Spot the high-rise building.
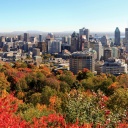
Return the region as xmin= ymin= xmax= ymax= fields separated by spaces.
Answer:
xmin=100 ymin=35 xmax=109 ymax=47
xmin=24 ymin=33 xmax=29 ymax=42
xmin=48 ymin=40 xmax=62 ymax=53
xmin=94 ymin=41 xmax=103 ymax=60
xmin=33 ymin=48 xmax=40 ymax=57
xmin=104 ymin=46 xmax=112 ymax=61
xmin=67 ymin=36 xmax=71 ymax=45
xmin=125 ymin=28 xmax=128 ymax=51
xmin=114 ymin=27 xmax=120 ymax=46
xmin=0 ymin=36 xmax=5 ymax=42
xmin=70 ymin=51 xmax=95 ymax=74
xmin=79 ymin=35 xmax=87 ymax=51
xmin=79 ymin=27 xmax=89 ymax=41
xmin=125 ymin=28 xmax=128 ymax=42
xmin=46 ymin=33 xmax=54 ymax=39
xmin=37 ymin=41 xmax=47 ymax=53
xmin=102 ymin=58 xmax=127 ymax=75
xmin=17 ymin=35 xmax=22 ymax=41
xmin=30 ymin=36 xmax=37 ymax=43
xmin=39 ymin=35 xmax=43 ymax=42
xmin=111 ymin=47 xmax=119 ymax=58
xmin=62 ymin=36 xmax=68 ymax=43
xmin=71 ymin=31 xmax=79 ymax=53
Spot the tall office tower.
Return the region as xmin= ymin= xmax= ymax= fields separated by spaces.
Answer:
xmin=71 ymin=31 xmax=79 ymax=53
xmin=62 ymin=36 xmax=68 ymax=43
xmin=39 ymin=34 xmax=43 ymax=42
xmin=24 ymin=33 xmax=29 ymax=42
xmin=104 ymin=46 xmax=112 ymax=61
xmin=0 ymin=36 xmax=5 ymax=42
xmin=111 ymin=47 xmax=119 ymax=58
xmin=37 ymin=41 xmax=47 ymax=53
xmin=17 ymin=35 xmax=22 ymax=41
xmin=79 ymin=35 xmax=88 ymax=51
xmin=100 ymin=35 xmax=109 ymax=47
xmin=125 ymin=28 xmax=128 ymax=51
xmin=79 ymin=27 xmax=89 ymax=41
xmin=125 ymin=28 xmax=128 ymax=42
xmin=67 ymin=36 xmax=71 ymax=45
xmin=30 ymin=36 xmax=37 ymax=43
xmin=70 ymin=51 xmax=95 ymax=74
xmin=94 ymin=41 xmax=103 ymax=60
xmin=23 ymin=42 xmax=34 ymax=52
xmin=114 ymin=27 xmax=120 ymax=46
xmin=46 ymin=33 xmax=54 ymax=39
xmin=48 ymin=40 xmax=62 ymax=53
xmin=33 ymin=48 xmax=40 ymax=57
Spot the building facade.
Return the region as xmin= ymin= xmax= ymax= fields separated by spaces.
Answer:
xmin=71 ymin=32 xmax=79 ymax=53
xmin=104 ymin=47 xmax=112 ymax=61
xmin=94 ymin=41 xmax=103 ymax=60
xmin=70 ymin=51 xmax=95 ymax=74
xmin=114 ymin=27 xmax=120 ymax=46
xmin=24 ymin=33 xmax=29 ymax=42
xmin=48 ymin=40 xmax=62 ymax=53
xmin=102 ymin=58 xmax=127 ymax=75
xmin=79 ymin=27 xmax=89 ymax=41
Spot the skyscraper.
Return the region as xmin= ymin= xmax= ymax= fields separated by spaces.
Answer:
xmin=79 ymin=27 xmax=89 ymax=41
xmin=48 ymin=40 xmax=62 ymax=53
xmin=39 ymin=34 xmax=43 ymax=42
xmin=125 ymin=28 xmax=128 ymax=51
xmin=67 ymin=36 xmax=71 ymax=45
xmin=104 ymin=46 xmax=112 ymax=61
xmin=100 ymin=35 xmax=108 ymax=47
xmin=114 ymin=27 xmax=120 ymax=46
xmin=24 ymin=33 xmax=29 ymax=42
xmin=70 ymin=51 xmax=95 ymax=74
xmin=94 ymin=41 xmax=103 ymax=60
xmin=17 ymin=35 xmax=22 ymax=41
xmin=71 ymin=31 xmax=79 ymax=53
xmin=125 ymin=28 xmax=128 ymax=42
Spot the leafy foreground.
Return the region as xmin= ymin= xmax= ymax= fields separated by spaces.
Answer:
xmin=0 ymin=62 xmax=128 ymax=127
xmin=0 ymin=94 xmax=128 ymax=128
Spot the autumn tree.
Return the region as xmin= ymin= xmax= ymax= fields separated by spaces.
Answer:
xmin=58 ymin=70 xmax=76 ymax=87
xmin=41 ymin=86 xmax=57 ymax=105
xmin=0 ymin=94 xmax=29 ymax=127
xmin=0 ymin=72 xmax=10 ymax=94
xmin=77 ymin=68 xmax=94 ymax=81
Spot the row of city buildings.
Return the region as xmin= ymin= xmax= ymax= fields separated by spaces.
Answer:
xmin=0 ymin=27 xmax=128 ymax=75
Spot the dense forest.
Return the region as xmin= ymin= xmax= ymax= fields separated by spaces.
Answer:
xmin=0 ymin=61 xmax=128 ymax=127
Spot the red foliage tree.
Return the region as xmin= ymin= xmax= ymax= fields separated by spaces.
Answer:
xmin=0 ymin=94 xmax=29 ymax=128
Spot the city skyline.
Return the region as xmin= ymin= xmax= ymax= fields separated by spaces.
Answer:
xmin=1 ymin=0 xmax=128 ymax=32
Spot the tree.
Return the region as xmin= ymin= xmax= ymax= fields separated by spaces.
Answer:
xmin=107 ymin=88 xmax=128 ymax=112
xmin=41 ymin=86 xmax=57 ymax=105
xmin=30 ymin=93 xmax=42 ymax=106
xmin=60 ymin=81 xmax=70 ymax=93
xmin=0 ymin=94 xmax=29 ymax=127
xmin=0 ymin=72 xmax=10 ymax=94
xmin=58 ymin=71 xmax=76 ymax=87
xmin=116 ymin=74 xmax=128 ymax=88
xmin=77 ymin=68 xmax=94 ymax=81
xmin=44 ymin=77 xmax=60 ymax=91
xmin=63 ymin=91 xmax=106 ymax=125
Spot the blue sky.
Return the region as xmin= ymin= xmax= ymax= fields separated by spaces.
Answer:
xmin=0 ymin=0 xmax=128 ymax=32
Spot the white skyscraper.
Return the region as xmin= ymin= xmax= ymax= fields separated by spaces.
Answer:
xmin=94 ymin=41 xmax=103 ymax=60
xmin=67 ymin=36 xmax=71 ymax=45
